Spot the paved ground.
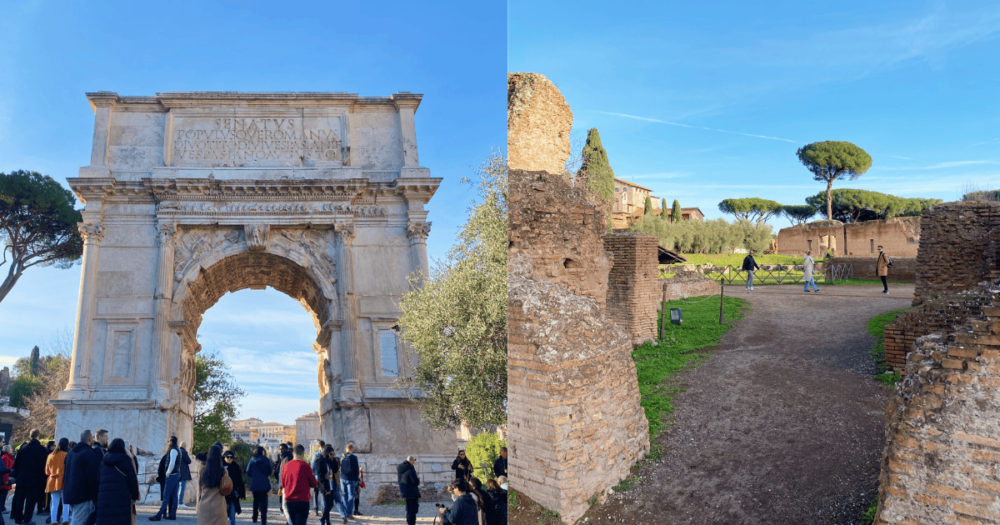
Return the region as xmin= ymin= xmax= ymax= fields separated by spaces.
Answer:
xmin=135 ymin=495 xmax=451 ymax=525
xmin=583 ymin=284 xmax=914 ymax=525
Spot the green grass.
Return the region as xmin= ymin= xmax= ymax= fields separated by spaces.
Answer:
xmin=861 ymin=499 xmax=879 ymax=523
xmin=867 ymin=307 xmax=911 ymax=383
xmin=635 ymin=295 xmax=750 ymax=439
xmin=677 ymin=253 xmax=805 ymax=267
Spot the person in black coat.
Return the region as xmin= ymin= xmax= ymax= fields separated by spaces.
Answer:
xmin=246 ymin=447 xmax=272 ymax=525
xmin=0 ymin=455 xmax=10 ymax=525
xmin=492 ymin=448 xmax=507 ymax=479
xmin=63 ymin=431 xmax=101 ymax=525
xmin=314 ymin=446 xmax=340 ymax=525
xmin=396 ymin=457 xmax=420 ymax=525
xmin=223 ymin=450 xmax=246 ymax=525
xmin=450 ymin=450 xmax=472 ymax=482
xmin=96 ymin=439 xmax=139 ymax=525
xmin=470 ymin=478 xmax=497 ymax=525
xmin=438 ymin=480 xmax=479 ymax=525
xmin=177 ymin=442 xmax=192 ymax=508
xmin=11 ymin=429 xmax=48 ymax=525
xmin=742 ymin=250 xmax=761 ymax=290
xmin=486 ymin=479 xmax=506 ymax=525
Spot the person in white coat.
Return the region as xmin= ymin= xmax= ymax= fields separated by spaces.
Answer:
xmin=803 ymin=251 xmax=819 ymax=293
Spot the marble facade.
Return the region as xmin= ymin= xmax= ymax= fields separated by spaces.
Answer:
xmin=53 ymin=91 xmax=457 ymax=493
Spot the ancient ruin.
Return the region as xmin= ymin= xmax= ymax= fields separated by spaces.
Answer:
xmin=605 ymin=233 xmax=660 ymax=344
xmin=508 ymin=74 xmax=650 ymax=524
xmin=507 ymin=73 xmax=573 ymax=175
xmin=54 ymin=91 xmax=457 ymax=500
xmin=775 ymin=216 xmax=920 ymax=258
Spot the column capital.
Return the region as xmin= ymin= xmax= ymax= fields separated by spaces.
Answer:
xmin=78 ymin=222 xmax=105 ymax=244
xmin=406 ymin=221 xmax=431 ymax=243
xmin=334 ymin=221 xmax=356 ymax=245
xmin=156 ymin=222 xmax=179 ymax=248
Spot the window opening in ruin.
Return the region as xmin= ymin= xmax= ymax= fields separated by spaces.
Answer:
xmin=379 ymin=330 xmax=399 ymax=377
xmin=564 ymin=258 xmax=581 ymax=269
xmin=871 ymin=239 xmax=875 ymax=253
xmin=198 ymin=288 xmax=323 ymax=433
xmin=808 ymin=239 xmax=813 ymax=251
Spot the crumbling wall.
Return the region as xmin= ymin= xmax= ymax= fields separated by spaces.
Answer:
xmin=604 ymin=233 xmax=659 ymax=344
xmin=659 ymin=270 xmax=721 ymax=303
xmin=874 ymin=310 xmax=1000 ymax=524
xmin=776 ymin=217 xmax=921 ymax=257
xmin=508 ymin=73 xmax=573 ymax=174
xmin=826 ymin=256 xmax=917 ymax=282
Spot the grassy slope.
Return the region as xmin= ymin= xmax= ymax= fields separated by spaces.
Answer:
xmin=677 ymin=253 xmax=805 ymax=267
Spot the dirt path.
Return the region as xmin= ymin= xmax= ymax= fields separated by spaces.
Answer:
xmin=585 ymin=284 xmax=914 ymax=525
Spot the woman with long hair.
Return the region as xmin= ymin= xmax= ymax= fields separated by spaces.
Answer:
xmin=451 ymin=450 xmax=473 ymax=481
xmin=45 ymin=438 xmax=70 ymax=525
xmin=96 ymin=438 xmax=140 ymax=525
xmin=197 ymin=443 xmax=230 ymax=525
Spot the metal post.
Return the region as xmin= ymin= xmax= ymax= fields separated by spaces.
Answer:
xmin=660 ymin=301 xmax=668 ymax=340
xmin=719 ymin=284 xmax=725 ymax=325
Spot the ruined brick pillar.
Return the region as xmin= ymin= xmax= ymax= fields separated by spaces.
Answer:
xmin=604 ymin=233 xmax=659 ymax=345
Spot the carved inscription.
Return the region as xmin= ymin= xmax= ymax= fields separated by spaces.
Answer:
xmin=173 ymin=118 xmax=342 ymax=162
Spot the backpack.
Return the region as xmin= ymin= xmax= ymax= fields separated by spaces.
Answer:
xmin=887 ymin=256 xmax=893 ymax=269
xmin=341 ymin=454 xmax=357 ymax=479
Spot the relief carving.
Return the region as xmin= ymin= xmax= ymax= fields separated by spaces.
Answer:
xmin=78 ymin=222 xmax=105 ymax=244
xmin=318 ymin=357 xmax=332 ymax=395
xmin=406 ymin=221 xmax=432 ymax=242
xmin=244 ymin=224 xmax=270 ymax=252
xmin=173 ymin=228 xmax=243 ymax=282
xmin=156 ymin=223 xmax=179 ymax=248
xmin=334 ymin=221 xmax=356 ymax=245
xmin=276 ymin=229 xmax=337 ymax=283
xmin=179 ymin=354 xmax=196 ymax=396
xmin=353 ymin=206 xmax=386 ymax=217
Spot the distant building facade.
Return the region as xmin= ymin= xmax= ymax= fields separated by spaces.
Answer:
xmin=296 ymin=412 xmax=322 ymax=446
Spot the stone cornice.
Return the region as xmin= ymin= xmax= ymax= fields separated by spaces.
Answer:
xmin=86 ymin=91 xmax=423 ymax=111
xmin=393 ymin=177 xmax=442 ymax=204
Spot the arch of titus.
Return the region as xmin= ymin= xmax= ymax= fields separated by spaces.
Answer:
xmin=54 ymin=91 xmax=456 ymax=488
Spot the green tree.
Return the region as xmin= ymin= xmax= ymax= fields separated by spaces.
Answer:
xmin=398 ymin=153 xmax=507 ymax=431
xmin=192 ymin=352 xmax=246 ymax=453
xmin=660 ymin=198 xmax=669 ymax=221
xmin=29 ymin=346 xmax=40 ymax=376
xmin=643 ymin=196 xmax=653 ymax=216
xmin=804 ymin=189 xmax=940 ymax=223
xmin=781 ymin=205 xmax=818 ymax=225
xmin=465 ymin=432 xmax=507 ymax=481
xmin=717 ymin=198 xmax=783 ymax=223
xmin=671 ymin=200 xmax=682 ymax=223
xmin=1 ymin=170 xmax=84 ymax=304
xmin=576 ymin=129 xmax=615 ymax=220
xmin=796 ymin=141 xmax=873 ymax=220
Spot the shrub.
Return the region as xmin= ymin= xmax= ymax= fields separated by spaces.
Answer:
xmin=465 ymin=432 xmax=507 ymax=482
xmin=629 ymin=216 xmax=772 ymax=254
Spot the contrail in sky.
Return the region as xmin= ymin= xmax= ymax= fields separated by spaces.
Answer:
xmin=598 ymin=111 xmax=799 ymax=144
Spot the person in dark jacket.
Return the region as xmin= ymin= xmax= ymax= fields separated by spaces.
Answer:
xmin=470 ymin=478 xmax=497 ymax=525
xmin=438 ymin=480 xmax=478 ymax=525
xmin=63 ymin=430 xmax=101 ymax=525
xmin=397 ymin=457 xmax=420 ymax=525
xmin=246 ymin=447 xmax=272 ymax=525
xmin=177 ymin=442 xmax=192 ymax=509
xmin=0 ymin=445 xmax=13 ymax=514
xmin=338 ymin=444 xmax=360 ymax=521
xmin=273 ymin=444 xmax=292 ymax=517
xmin=149 ymin=436 xmax=181 ymax=521
xmin=450 ymin=450 xmax=472 ymax=482
xmin=309 ymin=441 xmax=326 ymax=518
xmin=0 ymin=453 xmax=11 ymax=525
xmin=95 ymin=439 xmax=139 ymax=525
xmin=742 ymin=250 xmax=760 ymax=290
xmin=92 ymin=431 xmax=108 ymax=458
xmin=486 ymin=479 xmax=506 ymax=525
xmin=314 ymin=446 xmax=340 ymax=525
xmin=12 ymin=429 xmax=48 ymax=525
xmin=222 ymin=451 xmax=246 ymax=525
xmin=492 ymin=448 xmax=507 ymax=479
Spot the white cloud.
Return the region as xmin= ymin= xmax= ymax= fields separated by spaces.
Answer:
xmin=877 ymin=160 xmax=995 ymax=171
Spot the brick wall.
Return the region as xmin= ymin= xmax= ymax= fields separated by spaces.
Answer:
xmin=912 ymin=201 xmax=1000 ymax=305
xmin=659 ymin=271 xmax=721 ymax=302
xmin=604 ymin=233 xmax=660 ymax=344
xmin=874 ymin=312 xmax=1000 ymax=524
xmin=826 ymin=256 xmax=917 ymax=282
xmin=508 ymin=73 xmax=572 ymax=174
xmin=776 ymin=217 xmax=921 ymax=257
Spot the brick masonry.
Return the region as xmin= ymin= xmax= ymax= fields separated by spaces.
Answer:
xmin=659 ymin=270 xmax=721 ymax=303
xmin=827 ymin=256 xmax=917 ymax=282
xmin=776 ymin=217 xmax=921 ymax=257
xmin=604 ymin=233 xmax=660 ymax=344
xmin=508 ymin=166 xmax=650 ymax=524
xmin=874 ymin=317 xmax=1000 ymax=524
xmin=508 ymin=72 xmax=573 ymax=175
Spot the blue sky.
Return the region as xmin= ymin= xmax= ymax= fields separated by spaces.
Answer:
xmin=509 ymin=1 xmax=1000 ymax=224
xmin=0 ymin=0 xmax=505 ymax=423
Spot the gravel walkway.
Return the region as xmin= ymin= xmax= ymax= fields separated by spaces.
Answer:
xmin=136 ymin=495 xmax=451 ymax=525
xmin=584 ymin=284 xmax=914 ymax=525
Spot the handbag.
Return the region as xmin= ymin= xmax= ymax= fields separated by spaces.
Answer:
xmin=887 ymin=256 xmax=893 ymax=269
xmin=220 ymin=471 xmax=233 ymax=496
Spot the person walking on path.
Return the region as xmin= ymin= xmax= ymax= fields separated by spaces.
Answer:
xmin=45 ymin=439 xmax=70 ymax=525
xmin=148 ymin=436 xmax=181 ymax=521
xmin=177 ymin=442 xmax=192 ymax=509
xmin=492 ymin=448 xmax=507 ymax=479
xmin=310 ymin=441 xmax=326 ymax=518
xmin=12 ymin=429 xmax=48 ymax=525
xmin=450 ymin=450 xmax=472 ymax=482
xmin=742 ymin=250 xmax=761 ymax=290
xmin=314 ymin=446 xmax=340 ymax=525
xmin=877 ymin=246 xmax=891 ymax=294
xmin=96 ymin=439 xmax=139 ymax=525
xmin=279 ymin=446 xmax=317 ymax=525
xmin=352 ymin=467 xmax=363 ymax=517
xmin=196 ymin=445 xmax=230 ymax=525
xmin=338 ymin=445 xmax=359 ymax=522
xmin=0 ymin=445 xmax=13 ymax=514
xmin=64 ymin=431 xmax=101 ymax=525
xmin=803 ymin=251 xmax=819 ymax=293
xmin=397 ymin=456 xmax=420 ymax=525
xmin=246 ymin=447 xmax=272 ymax=525
xmin=222 ymin=451 xmax=246 ymax=525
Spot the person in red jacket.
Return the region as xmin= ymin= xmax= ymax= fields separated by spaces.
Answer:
xmin=280 ymin=445 xmax=317 ymax=525
xmin=0 ymin=445 xmax=13 ymax=513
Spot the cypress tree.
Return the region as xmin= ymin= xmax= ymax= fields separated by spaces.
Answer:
xmin=672 ymin=200 xmax=682 ymax=223
xmin=576 ymin=128 xmax=616 ymax=209
xmin=644 ymin=195 xmax=653 ymax=216
xmin=661 ymin=198 xmax=668 ymax=220
xmin=29 ymin=346 xmax=40 ymax=376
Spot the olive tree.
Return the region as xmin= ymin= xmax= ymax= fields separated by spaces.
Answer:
xmin=1 ymin=170 xmax=83 ymax=303
xmin=796 ymin=141 xmax=872 ymax=220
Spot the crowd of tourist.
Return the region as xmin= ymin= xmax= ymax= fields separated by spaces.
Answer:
xmin=0 ymin=430 xmax=509 ymax=525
